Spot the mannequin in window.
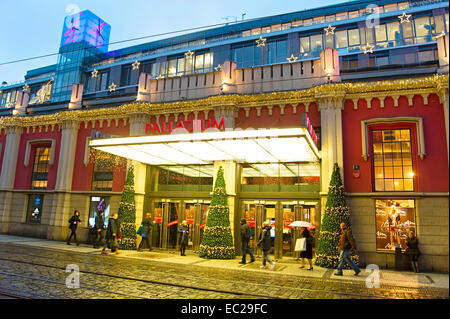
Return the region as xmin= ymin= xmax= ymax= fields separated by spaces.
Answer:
xmin=388 ymin=203 xmax=401 ymax=249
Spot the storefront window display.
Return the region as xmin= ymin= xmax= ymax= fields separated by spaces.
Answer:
xmin=375 ymin=199 xmax=416 ymax=251
xmin=26 ymin=194 xmax=44 ymax=224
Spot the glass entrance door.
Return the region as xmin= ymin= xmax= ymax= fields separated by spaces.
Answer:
xmin=151 ymin=200 xmax=180 ymax=249
xmin=183 ymin=200 xmax=210 ymax=252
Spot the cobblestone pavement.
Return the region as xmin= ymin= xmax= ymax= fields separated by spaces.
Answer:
xmin=0 ymin=242 xmax=448 ymax=299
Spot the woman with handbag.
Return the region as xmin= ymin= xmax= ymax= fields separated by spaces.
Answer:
xmin=137 ymin=213 xmax=153 ymax=252
xmin=299 ymin=227 xmax=314 ymax=270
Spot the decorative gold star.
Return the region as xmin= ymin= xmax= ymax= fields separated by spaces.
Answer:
xmin=214 ymin=64 xmax=223 ymax=72
xmin=91 ymin=69 xmax=99 ymax=78
xmin=398 ymin=12 xmax=411 ymax=24
xmin=185 ymin=50 xmax=194 ymax=58
xmin=256 ymin=36 xmax=267 ymax=47
xmin=109 ymin=83 xmax=117 ymax=92
xmin=132 ymin=60 xmax=140 ymax=70
xmin=324 ymin=25 xmax=336 ymax=35
xmin=23 ymin=84 xmax=30 ymax=93
xmin=287 ymin=54 xmax=299 ymax=63
xmin=362 ymin=43 xmax=375 ymax=54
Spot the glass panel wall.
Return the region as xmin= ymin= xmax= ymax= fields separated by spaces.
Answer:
xmin=151 ymin=165 xmax=214 ymax=192
xmin=241 ymin=163 xmax=320 ymax=193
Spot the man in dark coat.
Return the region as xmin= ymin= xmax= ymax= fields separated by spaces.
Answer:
xmin=102 ymin=212 xmax=121 ymax=255
xmin=335 ymin=222 xmax=360 ymax=276
xmin=257 ymin=222 xmax=276 ymax=270
xmin=178 ymin=220 xmax=189 ymax=256
xmin=67 ymin=210 xmax=81 ymax=246
xmin=138 ymin=213 xmax=153 ymax=252
xmin=239 ymin=218 xmax=255 ymax=264
xmin=93 ymin=210 xmax=105 ymax=248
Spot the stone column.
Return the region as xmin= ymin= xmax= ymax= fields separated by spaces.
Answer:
xmin=129 ymin=114 xmax=150 ymax=227
xmin=316 ymin=91 xmax=345 ymax=223
xmin=316 ymin=92 xmax=345 ymax=193
xmin=48 ymin=121 xmax=80 ymax=240
xmin=212 ymin=101 xmax=238 ymax=130
xmin=0 ymin=126 xmax=22 ymax=233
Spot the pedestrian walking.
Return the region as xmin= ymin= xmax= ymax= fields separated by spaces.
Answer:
xmin=102 ymin=212 xmax=121 ymax=255
xmin=67 ymin=210 xmax=81 ymax=246
xmin=405 ymin=231 xmax=420 ymax=273
xmin=299 ymin=227 xmax=314 ymax=270
xmin=257 ymin=222 xmax=275 ymax=270
xmin=137 ymin=213 xmax=153 ymax=252
xmin=239 ymin=218 xmax=255 ymax=264
xmin=93 ymin=210 xmax=105 ymax=248
xmin=178 ymin=220 xmax=189 ymax=256
xmin=335 ymin=222 xmax=360 ymax=276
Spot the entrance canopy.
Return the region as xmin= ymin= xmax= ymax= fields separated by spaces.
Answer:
xmin=89 ymin=127 xmax=320 ymax=165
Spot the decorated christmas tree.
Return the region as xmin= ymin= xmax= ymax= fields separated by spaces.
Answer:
xmin=199 ymin=166 xmax=235 ymax=259
xmin=314 ymin=163 xmax=359 ymax=268
xmin=118 ymin=164 xmax=137 ymax=250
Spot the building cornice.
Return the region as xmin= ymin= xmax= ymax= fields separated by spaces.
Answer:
xmin=0 ymin=74 xmax=447 ymax=129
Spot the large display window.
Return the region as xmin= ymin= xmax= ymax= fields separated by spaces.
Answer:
xmin=375 ymin=199 xmax=416 ymax=251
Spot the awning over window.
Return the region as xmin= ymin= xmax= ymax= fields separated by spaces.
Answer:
xmin=89 ymin=127 xmax=320 ymax=165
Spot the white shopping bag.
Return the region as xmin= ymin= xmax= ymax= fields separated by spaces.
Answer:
xmin=295 ymin=238 xmax=307 ymax=251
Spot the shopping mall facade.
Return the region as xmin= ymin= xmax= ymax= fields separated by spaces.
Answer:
xmin=0 ymin=0 xmax=448 ymax=271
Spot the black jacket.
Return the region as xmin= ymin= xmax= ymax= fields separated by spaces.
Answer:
xmin=240 ymin=223 xmax=251 ymax=242
xmin=178 ymin=225 xmax=190 ymax=243
xmin=339 ymin=229 xmax=357 ymax=251
xmin=94 ymin=214 xmax=105 ymax=230
xmin=257 ymin=225 xmax=272 ymax=251
xmin=106 ymin=218 xmax=120 ymax=239
xmin=68 ymin=215 xmax=81 ymax=230
xmin=140 ymin=218 xmax=153 ymax=236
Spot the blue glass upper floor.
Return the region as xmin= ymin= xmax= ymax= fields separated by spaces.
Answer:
xmin=0 ymin=0 xmax=448 ymax=108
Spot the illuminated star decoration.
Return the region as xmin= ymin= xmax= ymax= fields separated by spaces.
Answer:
xmin=132 ymin=60 xmax=141 ymax=70
xmin=91 ymin=69 xmax=99 ymax=78
xmin=324 ymin=25 xmax=336 ymax=35
xmin=185 ymin=50 xmax=194 ymax=58
xmin=398 ymin=12 xmax=411 ymax=24
xmin=64 ymin=12 xmax=82 ymax=45
xmin=23 ymin=84 xmax=30 ymax=93
xmin=362 ymin=43 xmax=375 ymax=54
xmin=256 ymin=36 xmax=267 ymax=47
xmin=109 ymin=83 xmax=117 ymax=92
xmin=214 ymin=64 xmax=223 ymax=72
xmin=287 ymin=54 xmax=299 ymax=63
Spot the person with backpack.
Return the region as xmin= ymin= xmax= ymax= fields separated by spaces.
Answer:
xmin=93 ymin=210 xmax=105 ymax=249
xmin=102 ymin=212 xmax=121 ymax=255
xmin=239 ymin=218 xmax=255 ymax=264
xmin=137 ymin=213 xmax=153 ymax=252
xmin=67 ymin=210 xmax=81 ymax=246
xmin=257 ymin=222 xmax=276 ymax=270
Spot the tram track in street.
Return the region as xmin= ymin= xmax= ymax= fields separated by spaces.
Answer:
xmin=0 ymin=243 xmax=447 ymax=299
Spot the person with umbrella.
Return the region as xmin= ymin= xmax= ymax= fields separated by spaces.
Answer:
xmin=299 ymin=226 xmax=314 ymax=270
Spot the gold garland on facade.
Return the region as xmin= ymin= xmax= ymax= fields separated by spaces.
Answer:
xmin=0 ymin=74 xmax=447 ymax=130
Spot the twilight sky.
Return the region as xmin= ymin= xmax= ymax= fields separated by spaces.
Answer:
xmin=0 ymin=0 xmax=343 ymax=84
